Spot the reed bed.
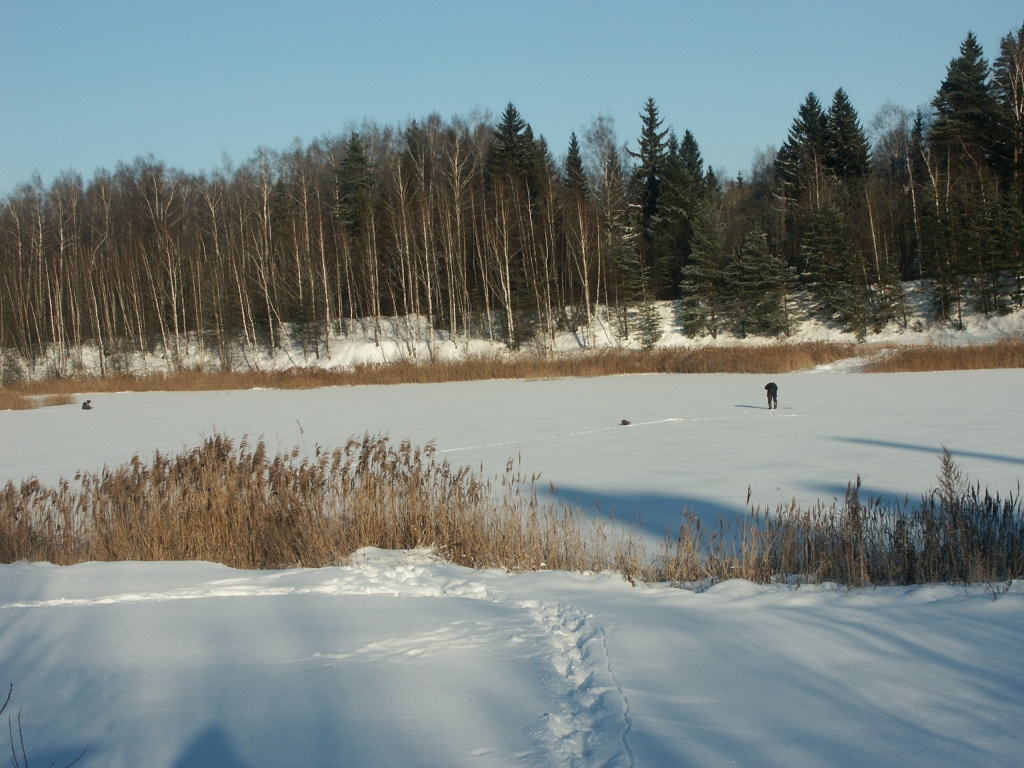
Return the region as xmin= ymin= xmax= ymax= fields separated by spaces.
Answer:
xmin=666 ymin=461 xmax=1024 ymax=588
xmin=3 ymin=342 xmax=861 ymax=400
xmin=2 ymin=436 xmax=1020 ymax=587
xmin=4 ymin=337 xmax=1023 ymax=404
xmin=0 ymin=391 xmax=74 ymax=411
xmin=0 ymin=434 xmax=643 ymax=573
xmin=862 ymin=337 xmax=1024 ymax=372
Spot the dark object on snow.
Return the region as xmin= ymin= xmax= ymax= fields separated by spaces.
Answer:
xmin=764 ymin=382 xmax=778 ymax=410
xmin=620 ymin=419 xmax=631 ymax=426
xmin=82 ymin=399 xmax=92 ymax=410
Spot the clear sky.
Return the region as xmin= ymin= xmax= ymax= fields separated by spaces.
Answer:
xmin=2 ymin=1 xmax=1022 ymax=197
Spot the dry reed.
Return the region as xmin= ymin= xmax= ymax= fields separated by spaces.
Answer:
xmin=862 ymin=338 xmax=1024 ymax=373
xmin=0 ymin=392 xmax=74 ymax=411
xmin=3 ymin=338 xmax=1022 ymax=401
xmin=646 ymin=451 xmax=1024 ymax=588
xmin=2 ymin=435 xmax=1020 ymax=588
xmin=0 ymin=433 xmax=644 ymax=574
xmin=3 ymin=342 xmax=861 ymax=398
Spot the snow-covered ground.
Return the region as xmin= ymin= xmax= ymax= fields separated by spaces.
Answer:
xmin=2 ymin=362 xmax=1023 ymax=767
xmin=1 ymin=297 xmax=1023 ymax=767
xmin=3 ymin=552 xmax=1021 ymax=768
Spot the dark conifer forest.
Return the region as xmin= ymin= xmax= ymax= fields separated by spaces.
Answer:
xmin=2 ymin=25 xmax=1022 ymax=376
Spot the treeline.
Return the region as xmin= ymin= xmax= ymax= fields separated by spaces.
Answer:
xmin=1 ymin=25 xmax=1022 ymax=379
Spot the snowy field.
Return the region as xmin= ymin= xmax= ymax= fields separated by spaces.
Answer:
xmin=1 ymin=362 xmax=1023 ymax=766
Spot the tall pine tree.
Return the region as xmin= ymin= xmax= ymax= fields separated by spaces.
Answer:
xmin=993 ymin=23 xmax=1024 ymax=191
xmin=931 ymin=33 xmax=1004 ymax=173
xmin=802 ymin=204 xmax=869 ymax=337
xmin=489 ymin=102 xmax=545 ymax=193
xmin=678 ymin=196 xmax=728 ymax=337
xmin=724 ymin=231 xmax=792 ymax=338
xmin=628 ymin=98 xmax=670 ymax=295
xmin=824 ymin=88 xmax=871 ymax=179
xmin=775 ymin=92 xmax=828 ymax=207
xmin=564 ymin=132 xmax=588 ymax=195
xmin=335 ymin=132 xmax=374 ymax=241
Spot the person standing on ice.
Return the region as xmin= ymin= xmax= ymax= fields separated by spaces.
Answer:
xmin=764 ymin=382 xmax=778 ymax=409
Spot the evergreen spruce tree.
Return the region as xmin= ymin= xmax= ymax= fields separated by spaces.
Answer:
xmin=610 ymin=236 xmax=662 ymax=348
xmin=523 ymin=125 xmax=552 ymax=190
xmin=564 ymin=132 xmax=588 ymax=195
xmin=724 ymin=231 xmax=792 ymax=338
xmin=334 ymin=132 xmax=374 ymax=240
xmin=931 ymin=33 xmax=1004 ymax=172
xmin=992 ymin=21 xmax=1024 ymax=308
xmin=628 ymin=98 xmax=670 ymax=294
xmin=774 ymin=93 xmax=829 ymax=271
xmin=959 ymin=182 xmax=1020 ymax=314
xmin=824 ymin=88 xmax=871 ymax=179
xmin=678 ymin=130 xmax=707 ymax=190
xmin=489 ymin=102 xmax=546 ymax=194
xmin=654 ymin=133 xmax=687 ymax=296
xmin=656 ymin=129 xmax=711 ymax=299
xmin=563 ymin=131 xmax=597 ymax=335
xmin=869 ymin=255 xmax=907 ymax=332
xmin=927 ymin=33 xmax=1018 ymax=321
xmin=802 ymin=205 xmax=869 ymax=337
xmin=634 ymin=298 xmax=663 ymax=349
xmin=775 ymin=93 xmax=828 ymax=204
xmin=611 ymin=238 xmax=650 ymax=341
xmin=630 ymin=98 xmax=669 ymax=235
xmin=491 ymin=103 xmax=530 ymax=175
xmin=992 ymin=23 xmax=1024 ymax=190
xmin=677 ymin=198 xmax=727 ymax=337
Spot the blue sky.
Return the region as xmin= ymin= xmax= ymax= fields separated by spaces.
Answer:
xmin=2 ymin=1 xmax=1021 ymax=197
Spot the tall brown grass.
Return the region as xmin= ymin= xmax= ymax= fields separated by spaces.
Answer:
xmin=3 ymin=342 xmax=861 ymax=398
xmin=862 ymin=338 xmax=1024 ymax=372
xmin=717 ymin=460 xmax=1023 ymax=588
xmin=0 ymin=434 xmax=642 ymax=574
xmin=0 ymin=392 xmax=74 ymax=411
xmin=3 ymin=338 xmax=1021 ymax=402
xmin=2 ymin=436 xmax=1020 ymax=587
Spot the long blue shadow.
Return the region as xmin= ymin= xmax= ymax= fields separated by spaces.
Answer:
xmin=801 ymin=481 xmax=918 ymax=510
xmin=543 ymin=484 xmax=749 ymax=540
xmin=547 ymin=480 xmax=932 ymax=543
xmin=831 ymin=436 xmax=1024 ymax=466
xmin=174 ymin=725 xmax=251 ymax=768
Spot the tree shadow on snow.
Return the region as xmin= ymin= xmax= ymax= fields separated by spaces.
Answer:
xmin=173 ymin=725 xmax=251 ymax=768
xmin=543 ymin=484 xmax=749 ymax=541
xmin=801 ymin=480 xmax=916 ymax=510
xmin=831 ymin=436 xmax=1024 ymax=467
